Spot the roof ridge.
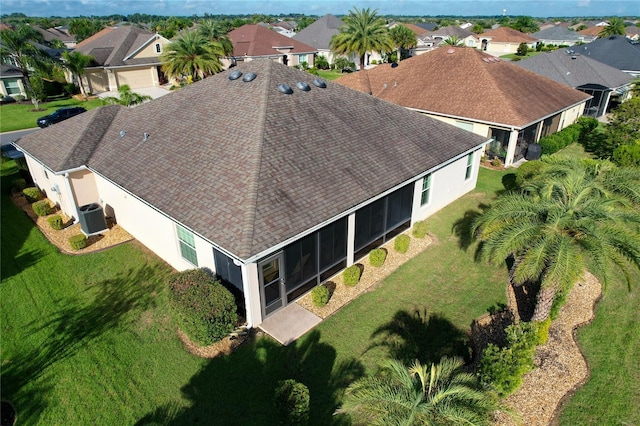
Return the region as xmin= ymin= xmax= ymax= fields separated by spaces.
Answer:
xmin=238 ymin=60 xmax=272 ymax=258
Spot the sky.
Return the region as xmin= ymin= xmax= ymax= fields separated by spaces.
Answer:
xmin=0 ymin=0 xmax=639 ymax=18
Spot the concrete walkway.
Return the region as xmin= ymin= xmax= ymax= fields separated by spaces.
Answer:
xmin=258 ymin=303 xmax=322 ymax=346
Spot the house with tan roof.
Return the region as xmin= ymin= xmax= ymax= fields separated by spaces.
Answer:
xmin=334 ymin=47 xmax=590 ymax=166
xmin=228 ymin=24 xmax=317 ymax=68
xmin=15 ymin=60 xmax=489 ymax=330
xmin=478 ymin=27 xmax=538 ymax=56
xmin=428 ymin=25 xmax=479 ymax=48
xmin=72 ymin=26 xmax=171 ymax=94
xmin=292 ymin=14 xmax=346 ymax=65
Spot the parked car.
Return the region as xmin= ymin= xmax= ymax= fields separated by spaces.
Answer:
xmin=1 ymin=142 xmax=24 ymax=159
xmin=37 ymin=107 xmax=87 ymax=128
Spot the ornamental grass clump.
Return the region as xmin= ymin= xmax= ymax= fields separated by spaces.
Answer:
xmin=311 ymin=285 xmax=330 ymax=307
xmin=394 ymin=234 xmax=410 ymax=254
xmin=342 ymin=265 xmax=361 ymax=287
xmin=168 ymin=268 xmax=238 ymax=346
xmin=47 ymin=214 xmax=64 ymax=230
xmin=369 ymin=248 xmax=386 ymax=267
xmin=68 ymin=234 xmax=87 ymax=250
xmin=32 ymin=199 xmax=51 ymax=216
xmin=23 ymin=187 xmax=42 ymax=203
xmin=412 ymin=220 xmax=428 ymax=239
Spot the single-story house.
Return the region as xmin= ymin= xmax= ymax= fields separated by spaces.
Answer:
xmin=571 ymin=35 xmax=640 ymax=77
xmin=334 ymin=47 xmax=591 ymax=166
xmin=515 ymin=48 xmax=634 ymax=117
xmin=478 ymin=27 xmax=538 ymax=55
xmin=14 ymin=59 xmax=489 ymax=328
xmin=31 ymin=24 xmax=76 ymax=48
xmin=428 ymin=25 xmax=479 ymax=48
xmin=228 ymin=24 xmax=317 ymax=68
xmin=530 ymin=25 xmax=596 ymax=46
xmin=72 ymin=26 xmax=171 ymax=93
xmin=0 ymin=64 xmax=27 ymax=98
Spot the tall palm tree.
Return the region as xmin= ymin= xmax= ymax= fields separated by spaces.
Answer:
xmin=599 ymin=17 xmax=626 ymax=37
xmin=103 ymin=84 xmax=151 ymax=106
xmin=196 ymin=19 xmax=234 ymax=57
xmin=0 ymin=25 xmax=52 ymax=109
xmin=160 ymin=30 xmax=225 ymax=83
xmin=61 ymin=51 xmax=94 ymax=98
xmin=389 ymin=24 xmax=417 ymax=62
xmin=330 ymin=7 xmax=393 ymax=71
xmin=337 ymin=357 xmax=502 ymax=425
xmin=473 ymin=157 xmax=640 ymax=321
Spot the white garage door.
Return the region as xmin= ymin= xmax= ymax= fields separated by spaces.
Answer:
xmin=116 ymin=68 xmax=154 ymax=89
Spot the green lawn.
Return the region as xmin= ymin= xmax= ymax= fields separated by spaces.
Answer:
xmin=1 ymin=162 xmax=637 ymax=425
xmin=555 ymin=142 xmax=593 ymax=159
xmin=500 ymin=51 xmax=544 ymax=61
xmin=0 ymin=98 xmax=106 ymax=133
xmin=315 ymin=69 xmax=349 ymax=81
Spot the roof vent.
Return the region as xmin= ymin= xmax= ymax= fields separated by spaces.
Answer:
xmin=571 ymin=55 xmax=577 ymax=60
xmin=312 ymin=78 xmax=327 ymax=88
xmin=391 ymin=62 xmax=398 ymax=68
xmin=119 ymin=130 xmax=126 ymax=138
xmin=295 ymin=81 xmax=311 ymax=91
xmin=143 ymin=133 xmax=149 ymax=141
xmin=277 ymin=84 xmax=293 ymax=94
xmin=228 ymin=70 xmax=243 ymax=80
xmin=242 ymin=72 xmax=257 ymax=82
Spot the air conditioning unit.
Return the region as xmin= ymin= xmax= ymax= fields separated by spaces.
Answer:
xmin=78 ymin=203 xmax=108 ymax=235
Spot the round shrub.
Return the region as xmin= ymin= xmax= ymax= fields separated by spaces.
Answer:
xmin=68 ymin=234 xmax=88 ymax=250
xmin=369 ymin=248 xmax=386 ymax=267
xmin=23 ymin=187 xmax=42 ymax=203
xmin=32 ymin=199 xmax=52 ymax=216
xmin=342 ymin=265 xmax=361 ymax=287
xmin=47 ymin=214 xmax=64 ymax=230
xmin=412 ymin=220 xmax=428 ymax=239
xmin=394 ymin=234 xmax=410 ymax=254
xmin=12 ymin=178 xmax=27 ymax=191
xmin=168 ymin=268 xmax=238 ymax=345
xmin=515 ymin=160 xmax=544 ymax=188
xmin=491 ymin=157 xmax=503 ymax=167
xmin=311 ymin=285 xmax=330 ymax=307
xmin=274 ymin=379 xmax=310 ymax=425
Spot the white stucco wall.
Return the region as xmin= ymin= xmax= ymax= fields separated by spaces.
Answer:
xmin=23 ymin=155 xmax=76 ymax=217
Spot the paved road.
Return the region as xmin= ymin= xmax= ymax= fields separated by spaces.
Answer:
xmin=0 ymin=128 xmax=39 ymax=146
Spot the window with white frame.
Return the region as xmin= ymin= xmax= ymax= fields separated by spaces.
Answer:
xmin=155 ymin=43 xmax=162 ymax=54
xmin=420 ymin=174 xmax=432 ymax=206
xmin=176 ymin=225 xmax=198 ymax=265
xmin=465 ymin=153 xmax=474 ymax=180
xmin=298 ymin=54 xmax=307 ymax=65
xmin=4 ymin=79 xmax=21 ymax=95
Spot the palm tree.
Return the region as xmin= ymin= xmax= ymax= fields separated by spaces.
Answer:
xmin=160 ymin=30 xmax=225 ymax=83
xmin=103 ymin=84 xmax=152 ymax=106
xmin=196 ymin=19 xmax=234 ymax=57
xmin=0 ymin=25 xmax=52 ymax=109
xmin=473 ymin=157 xmax=640 ymax=321
xmin=330 ymin=7 xmax=393 ymax=71
xmin=389 ymin=24 xmax=417 ymax=62
xmin=599 ymin=17 xmax=626 ymax=37
xmin=337 ymin=357 xmax=502 ymax=425
xmin=61 ymin=51 xmax=94 ymax=98
xmin=443 ymin=36 xmax=463 ymax=46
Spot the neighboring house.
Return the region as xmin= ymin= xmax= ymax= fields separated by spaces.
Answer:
xmin=428 ymin=25 xmax=478 ymax=48
xmin=415 ymin=22 xmax=438 ymax=32
xmin=334 ymin=47 xmax=590 ymax=167
xmin=515 ymin=48 xmax=634 ymax=117
xmin=72 ymin=26 xmax=171 ymax=94
xmin=410 ymin=34 xmax=441 ymax=56
xmin=478 ymin=27 xmax=538 ymax=55
xmin=228 ymin=24 xmax=317 ymax=68
xmin=573 ymin=35 xmax=640 ymax=77
xmin=578 ymin=26 xmax=604 ymax=38
xmin=624 ymin=26 xmax=640 ymax=41
xmin=15 ymin=60 xmax=490 ymax=329
xmin=0 ymin=64 xmax=26 ymax=97
xmin=31 ymin=24 xmax=76 ymax=48
xmin=531 ymin=25 xmax=596 ymax=46
xmin=389 ymin=22 xmax=428 ymax=37
xmin=292 ymin=14 xmax=344 ymax=65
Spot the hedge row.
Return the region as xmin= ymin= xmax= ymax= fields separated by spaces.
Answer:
xmin=539 ymin=116 xmax=598 ymax=155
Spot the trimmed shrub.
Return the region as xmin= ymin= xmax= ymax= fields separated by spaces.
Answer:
xmin=613 ymin=143 xmax=640 ymax=168
xmin=478 ymin=322 xmax=538 ymax=397
xmin=515 ymin=159 xmax=544 ymax=188
xmin=342 ymin=265 xmax=361 ymax=287
xmin=369 ymin=248 xmax=386 ymax=267
xmin=577 ymin=116 xmax=599 ymax=135
xmin=311 ymin=285 xmax=330 ymax=307
xmin=47 ymin=214 xmax=64 ymax=230
xmin=68 ymin=234 xmax=88 ymax=250
xmin=491 ymin=157 xmax=502 ymax=167
xmin=23 ymin=187 xmax=42 ymax=203
xmin=394 ymin=234 xmax=410 ymax=254
xmin=539 ymin=123 xmax=584 ymax=155
xmin=274 ymin=379 xmax=310 ymax=425
xmin=412 ymin=220 xmax=428 ymax=239
xmin=168 ymin=268 xmax=238 ymax=345
xmin=32 ymin=199 xmax=51 ymax=216
xmin=12 ymin=178 xmax=27 ymax=191
xmin=534 ymin=318 xmax=552 ymax=345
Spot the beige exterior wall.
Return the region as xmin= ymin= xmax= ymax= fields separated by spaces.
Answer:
xmin=483 ymin=41 xmax=536 ymax=56
xmin=133 ymin=39 xmax=167 ymax=59
xmin=411 ymin=149 xmax=481 ymax=223
xmin=69 ymin=169 xmax=99 ymax=207
xmin=24 ymin=155 xmax=77 ymax=218
xmin=559 ymin=102 xmax=586 ymax=130
xmin=115 ymin=67 xmax=157 ymax=89
xmin=86 ymin=69 xmax=110 ymax=93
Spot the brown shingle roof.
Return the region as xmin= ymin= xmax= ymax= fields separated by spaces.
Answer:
xmin=16 ymin=60 xmax=487 ymax=260
xmin=74 ymin=26 xmax=159 ymax=67
xmin=578 ymin=26 xmax=603 ymax=36
xmin=478 ymin=27 xmax=539 ymax=42
xmin=334 ymin=47 xmax=590 ymax=128
xmin=402 ymin=23 xmax=429 ymax=37
xmin=229 ymin=24 xmax=316 ymax=57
